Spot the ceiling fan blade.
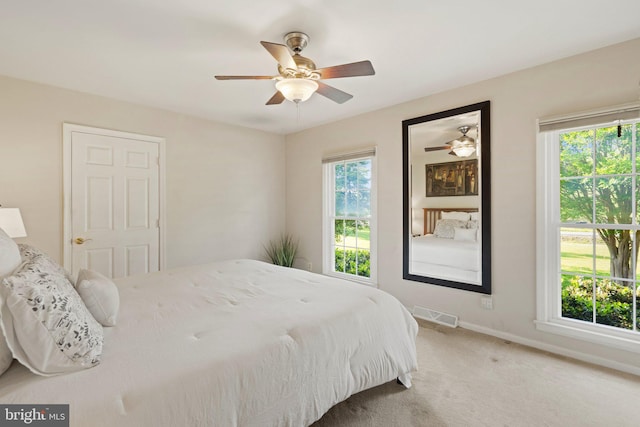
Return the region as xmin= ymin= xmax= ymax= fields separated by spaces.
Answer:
xmin=316 ymin=81 xmax=353 ymax=104
xmin=260 ymin=41 xmax=297 ymax=70
xmin=424 ymin=146 xmax=452 ymax=152
xmin=266 ymin=91 xmax=285 ymax=105
xmin=316 ymin=60 xmax=375 ymax=79
xmin=214 ymin=75 xmax=274 ymax=80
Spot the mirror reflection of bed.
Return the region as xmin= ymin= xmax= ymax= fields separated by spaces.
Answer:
xmin=410 ymin=207 xmax=480 ymax=284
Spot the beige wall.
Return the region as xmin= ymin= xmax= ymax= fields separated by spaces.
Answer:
xmin=0 ymin=75 xmax=286 ymax=268
xmin=285 ymin=38 xmax=640 ymax=371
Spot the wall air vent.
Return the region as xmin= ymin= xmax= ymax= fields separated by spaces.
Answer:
xmin=413 ymin=306 xmax=458 ymax=328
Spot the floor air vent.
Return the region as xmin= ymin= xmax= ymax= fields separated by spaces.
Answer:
xmin=413 ymin=306 xmax=458 ymax=328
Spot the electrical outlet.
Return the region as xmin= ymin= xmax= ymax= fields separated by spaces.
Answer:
xmin=306 ymin=262 xmax=312 ymax=271
xmin=481 ymin=296 xmax=493 ymax=310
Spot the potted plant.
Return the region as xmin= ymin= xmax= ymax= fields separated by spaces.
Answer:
xmin=264 ymin=234 xmax=298 ymax=267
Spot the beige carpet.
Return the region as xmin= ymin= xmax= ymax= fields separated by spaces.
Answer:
xmin=313 ymin=320 xmax=640 ymax=427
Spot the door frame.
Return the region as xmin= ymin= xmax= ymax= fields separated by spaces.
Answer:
xmin=62 ymin=123 xmax=167 ymax=274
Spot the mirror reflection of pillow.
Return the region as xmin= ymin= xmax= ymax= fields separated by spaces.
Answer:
xmin=466 ymin=219 xmax=479 ymax=229
xmin=441 ymin=211 xmax=471 ymax=221
xmin=454 ymin=227 xmax=477 ymax=242
xmin=433 ymin=219 xmax=468 ymax=239
xmin=75 ymin=269 xmax=120 ymax=327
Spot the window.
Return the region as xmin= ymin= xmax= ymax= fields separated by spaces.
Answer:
xmin=323 ymin=150 xmax=377 ymax=285
xmin=537 ymin=103 xmax=640 ymax=352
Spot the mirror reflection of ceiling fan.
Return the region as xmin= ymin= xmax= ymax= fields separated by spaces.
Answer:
xmin=214 ymin=32 xmax=375 ymax=105
xmin=424 ymin=125 xmax=477 ymax=157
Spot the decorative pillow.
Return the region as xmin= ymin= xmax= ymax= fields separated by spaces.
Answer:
xmin=466 ymin=220 xmax=479 ymax=229
xmin=433 ymin=219 xmax=468 ymax=239
xmin=441 ymin=211 xmax=471 ymax=221
xmin=76 ymin=269 xmax=119 ymax=327
xmin=18 ymin=244 xmax=74 ymax=283
xmin=454 ymin=227 xmax=477 ymax=242
xmin=0 ymin=254 xmax=103 ymax=376
xmin=0 ymin=228 xmax=21 ymax=278
xmin=469 ymin=212 xmax=479 ymax=221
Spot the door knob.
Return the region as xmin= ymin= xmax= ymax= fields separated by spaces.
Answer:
xmin=74 ymin=237 xmax=93 ymax=245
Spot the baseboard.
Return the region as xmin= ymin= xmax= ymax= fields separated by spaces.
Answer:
xmin=457 ymin=321 xmax=640 ymax=377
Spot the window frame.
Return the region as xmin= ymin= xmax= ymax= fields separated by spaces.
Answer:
xmin=322 ymin=154 xmax=377 ymax=286
xmin=536 ymin=119 xmax=640 ymax=353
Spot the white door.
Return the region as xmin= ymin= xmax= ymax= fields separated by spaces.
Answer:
xmin=67 ymin=128 xmax=161 ymax=279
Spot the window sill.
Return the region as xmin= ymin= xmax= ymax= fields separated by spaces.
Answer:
xmin=535 ymin=319 xmax=640 ymax=354
xmin=324 ymin=271 xmax=377 ymax=287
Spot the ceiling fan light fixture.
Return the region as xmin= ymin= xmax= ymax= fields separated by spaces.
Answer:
xmin=275 ymin=78 xmax=318 ymax=103
xmin=452 ymin=144 xmax=476 ymax=157
xmin=451 ymin=126 xmax=476 ymax=157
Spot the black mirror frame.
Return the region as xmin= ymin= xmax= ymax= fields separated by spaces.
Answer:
xmin=402 ymin=100 xmax=491 ymax=294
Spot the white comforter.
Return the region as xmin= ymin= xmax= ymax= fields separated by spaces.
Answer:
xmin=0 ymin=260 xmax=418 ymax=426
xmin=411 ymin=234 xmax=479 ymax=271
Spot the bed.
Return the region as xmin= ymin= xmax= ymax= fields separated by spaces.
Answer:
xmin=410 ymin=207 xmax=480 ymax=283
xmin=0 ymin=242 xmax=418 ymax=427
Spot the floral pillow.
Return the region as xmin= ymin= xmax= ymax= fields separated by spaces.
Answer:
xmin=0 ymin=253 xmax=103 ymax=376
xmin=18 ymin=243 xmax=74 ymax=283
xmin=433 ymin=219 xmax=468 ymax=239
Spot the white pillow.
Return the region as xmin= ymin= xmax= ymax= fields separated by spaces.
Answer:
xmin=0 ymin=227 xmax=21 ymax=278
xmin=76 ymin=269 xmax=119 ymax=327
xmin=470 ymin=212 xmax=479 ymax=221
xmin=433 ymin=219 xmax=468 ymax=239
xmin=0 ymin=254 xmax=103 ymax=376
xmin=454 ymin=227 xmax=477 ymax=242
xmin=441 ymin=211 xmax=471 ymax=221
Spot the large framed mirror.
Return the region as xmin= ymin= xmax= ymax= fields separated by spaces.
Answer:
xmin=402 ymin=101 xmax=491 ymax=294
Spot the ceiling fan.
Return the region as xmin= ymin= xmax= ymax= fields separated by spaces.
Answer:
xmin=215 ymin=32 xmax=375 ymax=105
xmin=424 ymin=126 xmax=477 ymax=157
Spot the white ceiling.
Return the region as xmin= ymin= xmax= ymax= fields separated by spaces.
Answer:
xmin=2 ymin=0 xmax=639 ymax=135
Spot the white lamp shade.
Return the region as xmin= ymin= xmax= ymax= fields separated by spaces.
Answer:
xmin=0 ymin=208 xmax=27 ymax=238
xmin=275 ymin=78 xmax=318 ymax=103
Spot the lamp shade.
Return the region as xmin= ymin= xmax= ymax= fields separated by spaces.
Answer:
xmin=0 ymin=208 xmax=27 ymax=238
xmin=275 ymin=78 xmax=318 ymax=103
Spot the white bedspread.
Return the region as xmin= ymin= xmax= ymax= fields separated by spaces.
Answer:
xmin=0 ymin=260 xmax=418 ymax=427
xmin=411 ymin=234 xmax=479 ymax=271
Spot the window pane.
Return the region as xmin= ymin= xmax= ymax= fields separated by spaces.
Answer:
xmin=357 ymin=160 xmax=371 ymax=190
xmin=346 ymin=192 xmax=358 ymax=216
xmin=357 ymin=190 xmax=371 ymax=217
xmin=357 ymin=249 xmax=371 ymax=278
xmin=595 ymin=125 xmax=632 ymax=175
xmin=595 ymin=279 xmax=633 ymax=330
xmin=636 ymin=286 xmax=640 ymax=331
xmin=561 ymin=275 xmax=593 ymax=322
xmin=595 ymin=177 xmax=632 ymax=224
xmin=335 ymin=163 xmax=345 ymax=191
xmin=335 ymin=191 xmax=345 ymax=216
xmin=560 ymin=178 xmax=592 ymax=223
xmin=346 ymin=162 xmax=357 ymax=190
xmin=597 ymin=229 xmax=634 ymax=280
xmin=560 ymin=228 xmax=594 ymax=275
xmin=334 ymin=248 xmax=345 ymax=273
xmin=560 ymin=130 xmax=593 ymax=177
xmin=357 ymin=220 xmax=371 ymax=250
xmin=334 ymin=219 xmax=345 ymax=246
xmin=344 ymin=220 xmax=356 ymax=247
